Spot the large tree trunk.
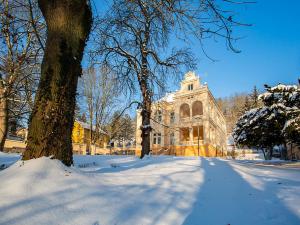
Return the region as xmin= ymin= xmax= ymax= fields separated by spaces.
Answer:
xmin=23 ymin=0 xmax=92 ymax=166
xmin=0 ymin=83 xmax=8 ymax=152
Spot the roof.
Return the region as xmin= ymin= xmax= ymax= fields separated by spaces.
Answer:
xmin=158 ymin=92 xmax=175 ymax=103
xmin=76 ymin=121 xmax=106 ymax=134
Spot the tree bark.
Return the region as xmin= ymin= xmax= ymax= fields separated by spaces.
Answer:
xmin=281 ymin=142 xmax=287 ymax=160
xmin=23 ymin=0 xmax=92 ymax=166
xmin=140 ymin=83 xmax=152 ymax=159
xmin=261 ymin=149 xmax=267 ymax=160
xmin=0 ymin=83 xmax=8 ymax=152
xmin=269 ymin=148 xmax=273 ymax=160
xmin=266 ymin=147 xmax=273 ymax=160
xmin=139 ymin=58 xmax=152 ymax=159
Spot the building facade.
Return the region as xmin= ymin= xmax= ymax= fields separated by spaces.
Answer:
xmin=136 ymin=71 xmax=227 ymax=157
xmin=72 ymin=121 xmax=109 ymax=155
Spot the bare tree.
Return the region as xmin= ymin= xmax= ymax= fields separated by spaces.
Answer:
xmin=93 ymin=0 xmax=250 ymax=158
xmin=217 ymin=93 xmax=249 ymax=134
xmin=0 ymin=0 xmax=44 ymax=151
xmin=105 ymin=111 xmax=135 ymax=154
xmin=80 ymin=65 xmax=119 ymax=150
xmin=113 ymin=114 xmax=135 ymax=147
xmin=22 ymin=0 xmax=92 ymax=166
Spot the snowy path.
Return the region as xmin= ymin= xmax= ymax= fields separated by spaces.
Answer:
xmin=0 ymin=155 xmax=299 ymax=225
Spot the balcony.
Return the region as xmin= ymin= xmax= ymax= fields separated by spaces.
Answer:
xmin=179 ymin=140 xmax=204 ymax=146
xmin=180 ymin=117 xmax=190 ymax=123
xmin=192 ymin=115 xmax=203 ymax=123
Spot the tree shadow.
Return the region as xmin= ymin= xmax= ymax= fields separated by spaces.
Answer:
xmin=1 ymin=157 xmax=300 ymax=225
xmin=89 ymin=156 xmax=192 ymax=174
xmin=182 ymin=158 xmax=300 ymax=225
xmin=0 ymin=157 xmax=202 ymax=225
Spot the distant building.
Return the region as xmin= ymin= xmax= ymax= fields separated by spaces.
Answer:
xmin=4 ymin=121 xmax=110 ymax=155
xmin=287 ymin=143 xmax=300 ymax=160
xmin=16 ymin=128 xmax=28 ymax=140
xmin=71 ymin=121 xmax=109 ymax=155
xmin=136 ymin=71 xmax=227 ymax=156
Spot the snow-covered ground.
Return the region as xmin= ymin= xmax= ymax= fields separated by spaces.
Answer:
xmin=0 ymin=152 xmax=20 ymax=170
xmin=0 ymin=154 xmax=300 ymax=225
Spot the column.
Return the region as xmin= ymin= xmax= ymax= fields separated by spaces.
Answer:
xmin=189 ymin=127 xmax=193 ymax=145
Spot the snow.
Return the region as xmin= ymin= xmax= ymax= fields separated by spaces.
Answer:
xmin=159 ymin=92 xmax=175 ymax=103
xmin=270 ymin=84 xmax=298 ymax=91
xmin=284 ymin=116 xmax=300 ymax=131
xmin=235 ymin=152 xmax=265 ymax=160
xmin=141 ymin=124 xmax=151 ymax=129
xmin=0 ymin=152 xmax=20 ymax=170
xmin=258 ymin=84 xmax=299 ymax=105
xmin=1 ymin=154 xmax=300 ymax=225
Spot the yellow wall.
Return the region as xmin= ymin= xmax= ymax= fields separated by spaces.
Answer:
xmin=72 ymin=121 xmax=85 ymax=144
xmin=72 ymin=121 xmax=109 ymax=148
xmin=136 ymin=144 xmax=226 ymax=157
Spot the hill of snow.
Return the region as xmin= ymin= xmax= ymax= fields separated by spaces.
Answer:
xmin=0 ymin=155 xmax=300 ymax=225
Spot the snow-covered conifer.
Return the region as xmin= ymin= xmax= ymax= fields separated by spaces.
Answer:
xmin=233 ymin=82 xmax=300 ymax=159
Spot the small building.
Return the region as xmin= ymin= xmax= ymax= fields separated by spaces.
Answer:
xmin=135 ymin=71 xmax=227 ymax=157
xmin=72 ymin=121 xmax=109 ymax=155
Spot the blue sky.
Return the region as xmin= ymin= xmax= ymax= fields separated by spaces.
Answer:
xmin=185 ymin=0 xmax=300 ymax=98
xmin=93 ymin=0 xmax=300 ymax=98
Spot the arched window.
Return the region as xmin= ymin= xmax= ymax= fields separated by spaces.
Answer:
xmin=180 ymin=103 xmax=190 ymax=119
xmin=192 ymin=101 xmax=203 ymax=116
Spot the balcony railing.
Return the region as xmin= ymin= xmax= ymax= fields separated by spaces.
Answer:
xmin=180 ymin=117 xmax=190 ymax=123
xmin=179 ymin=140 xmax=204 ymax=145
xmin=180 ymin=115 xmax=204 ymax=122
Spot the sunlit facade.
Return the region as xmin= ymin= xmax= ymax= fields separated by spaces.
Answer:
xmin=136 ymin=71 xmax=227 ymax=156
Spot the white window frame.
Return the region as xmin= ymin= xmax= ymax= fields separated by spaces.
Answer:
xmin=170 ymin=133 xmax=175 ymax=145
xmin=170 ymin=112 xmax=175 ymax=123
xmin=157 ymin=133 xmax=161 ymax=145
xmin=153 ymin=133 xmax=157 ymax=144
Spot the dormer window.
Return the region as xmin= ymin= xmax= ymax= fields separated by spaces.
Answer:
xmin=188 ymin=84 xmax=193 ymax=91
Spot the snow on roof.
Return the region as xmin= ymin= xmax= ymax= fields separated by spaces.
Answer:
xmin=77 ymin=121 xmax=96 ymax=131
xmin=76 ymin=121 xmax=106 ymax=134
xmin=158 ymin=92 xmax=175 ymax=103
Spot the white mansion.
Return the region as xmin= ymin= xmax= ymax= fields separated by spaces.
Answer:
xmin=136 ymin=71 xmax=227 ymax=156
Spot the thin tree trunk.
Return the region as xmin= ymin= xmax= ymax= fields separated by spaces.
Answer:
xmin=269 ymin=147 xmax=273 ymax=160
xmin=139 ymin=20 xmax=151 ymax=159
xmin=90 ymin=123 xmax=93 ymax=154
xmin=0 ymin=85 xmax=8 ymax=152
xmin=139 ymin=72 xmax=152 ymax=159
xmin=281 ymin=142 xmax=287 ymax=160
xmin=23 ymin=0 xmax=92 ymax=166
xmin=140 ymin=96 xmax=151 ymax=158
xmin=261 ymin=149 xmax=267 ymax=160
